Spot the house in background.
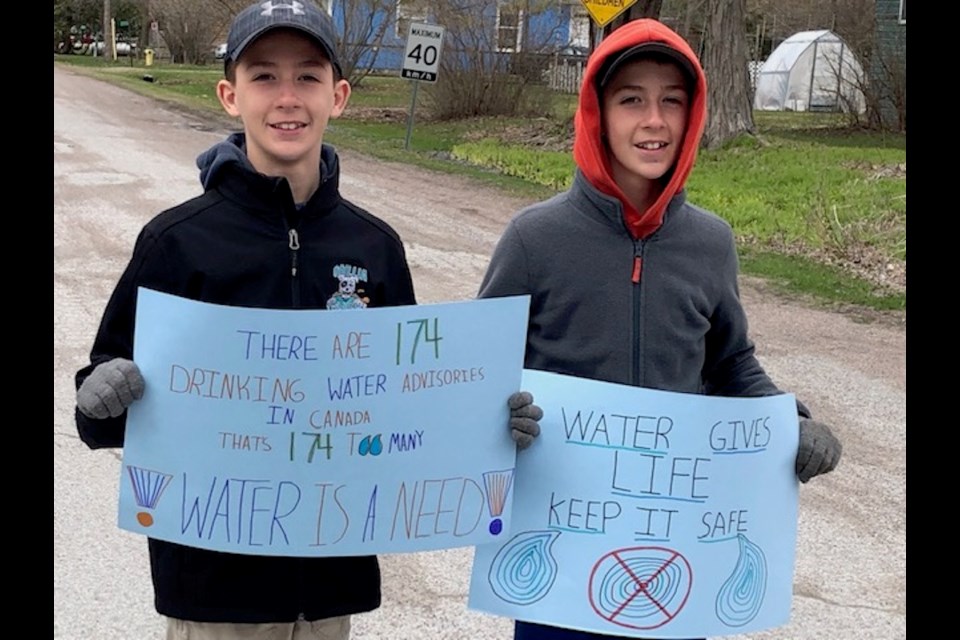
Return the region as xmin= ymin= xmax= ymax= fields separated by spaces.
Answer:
xmin=870 ymin=0 xmax=906 ymax=130
xmin=328 ymin=0 xmax=590 ymax=86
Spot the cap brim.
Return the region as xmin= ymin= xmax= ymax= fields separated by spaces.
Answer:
xmin=598 ymin=42 xmax=697 ymax=90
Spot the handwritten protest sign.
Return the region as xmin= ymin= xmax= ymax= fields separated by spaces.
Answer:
xmin=118 ymin=287 xmax=530 ymax=556
xmin=469 ymin=369 xmax=800 ymax=638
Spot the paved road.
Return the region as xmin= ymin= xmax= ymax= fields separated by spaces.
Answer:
xmin=54 ymin=63 xmax=906 ymax=640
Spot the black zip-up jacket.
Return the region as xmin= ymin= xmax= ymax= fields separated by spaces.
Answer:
xmin=74 ymin=134 xmax=416 ymax=623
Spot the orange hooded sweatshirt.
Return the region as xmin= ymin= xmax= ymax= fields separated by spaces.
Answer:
xmin=573 ymin=19 xmax=707 ymax=240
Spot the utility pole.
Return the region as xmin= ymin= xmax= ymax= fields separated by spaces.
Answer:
xmin=103 ymin=0 xmax=115 ymax=60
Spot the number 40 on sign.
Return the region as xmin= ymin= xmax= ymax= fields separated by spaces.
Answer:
xmin=402 ymin=22 xmax=445 ymax=82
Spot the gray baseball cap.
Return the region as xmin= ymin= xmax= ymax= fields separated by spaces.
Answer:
xmin=226 ymin=0 xmax=342 ymax=77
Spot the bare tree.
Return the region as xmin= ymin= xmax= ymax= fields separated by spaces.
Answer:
xmin=210 ymin=0 xmax=249 ymax=14
xmin=428 ymin=3 xmax=513 ymax=118
xmin=602 ymin=0 xmax=664 ymax=37
xmin=153 ymin=0 xmax=231 ymax=63
xmin=676 ymin=0 xmax=708 ymax=51
xmin=425 ymin=0 xmax=566 ymax=119
xmin=746 ymin=0 xmax=873 ymax=50
xmin=55 ymin=0 xmax=113 ymax=52
xmin=858 ymin=43 xmax=905 ymax=132
xmin=335 ymin=0 xmax=397 ymax=87
xmin=701 ymin=0 xmax=754 ymax=148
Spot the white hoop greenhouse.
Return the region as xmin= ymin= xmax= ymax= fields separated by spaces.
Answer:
xmin=753 ymin=30 xmax=866 ymax=114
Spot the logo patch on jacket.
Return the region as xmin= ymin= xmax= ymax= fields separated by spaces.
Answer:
xmin=327 ymin=263 xmax=370 ymax=310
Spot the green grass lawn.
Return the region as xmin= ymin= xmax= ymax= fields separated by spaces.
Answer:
xmin=55 ymin=56 xmax=906 ymax=314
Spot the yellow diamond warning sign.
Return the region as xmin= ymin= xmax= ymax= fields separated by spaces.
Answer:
xmin=579 ymin=0 xmax=639 ymax=27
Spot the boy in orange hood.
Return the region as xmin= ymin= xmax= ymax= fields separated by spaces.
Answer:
xmin=480 ymin=19 xmax=842 ymax=640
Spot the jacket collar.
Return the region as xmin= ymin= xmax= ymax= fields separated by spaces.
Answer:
xmin=196 ymin=132 xmax=342 ymax=218
xmin=569 ymin=169 xmax=687 ymax=235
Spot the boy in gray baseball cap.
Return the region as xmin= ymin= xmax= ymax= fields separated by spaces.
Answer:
xmin=76 ymin=2 xmax=411 ymax=640
xmin=212 ymin=0 xmax=349 ymax=199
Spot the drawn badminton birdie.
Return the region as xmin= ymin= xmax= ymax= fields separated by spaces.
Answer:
xmin=125 ymin=465 xmax=173 ymax=527
xmin=482 ymin=468 xmax=515 ymax=535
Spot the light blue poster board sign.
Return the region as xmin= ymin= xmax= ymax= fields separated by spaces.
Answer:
xmin=118 ymin=287 xmax=530 ymax=556
xmin=468 ymin=369 xmax=800 ymax=638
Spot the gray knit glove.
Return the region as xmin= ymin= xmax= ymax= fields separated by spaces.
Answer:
xmin=77 ymin=358 xmax=145 ymax=419
xmin=796 ymin=418 xmax=842 ymax=483
xmin=508 ymin=391 xmax=543 ymax=450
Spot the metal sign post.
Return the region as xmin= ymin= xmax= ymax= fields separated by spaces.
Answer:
xmin=401 ymin=22 xmax=445 ymax=150
xmin=404 ymin=79 xmax=420 ymax=151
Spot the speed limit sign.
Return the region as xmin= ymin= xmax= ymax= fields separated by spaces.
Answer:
xmin=401 ymin=22 xmax=445 ymax=83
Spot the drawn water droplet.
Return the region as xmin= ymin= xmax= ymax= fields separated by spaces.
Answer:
xmin=488 ymin=530 xmax=560 ymax=605
xmin=715 ymin=533 xmax=767 ymax=627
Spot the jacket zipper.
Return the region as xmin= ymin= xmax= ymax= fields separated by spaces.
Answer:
xmin=288 ymin=228 xmax=301 ymax=307
xmin=631 ymin=240 xmax=644 ymax=386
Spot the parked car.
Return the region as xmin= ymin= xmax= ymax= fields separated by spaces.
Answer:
xmin=557 ymin=44 xmax=590 ymax=60
xmin=116 ymin=40 xmax=137 ymax=56
xmin=214 ymin=43 xmax=227 ymax=60
xmin=85 ymin=40 xmax=137 ymax=56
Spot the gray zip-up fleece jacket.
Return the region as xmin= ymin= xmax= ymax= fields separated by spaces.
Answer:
xmin=478 ymin=19 xmax=808 ymax=415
